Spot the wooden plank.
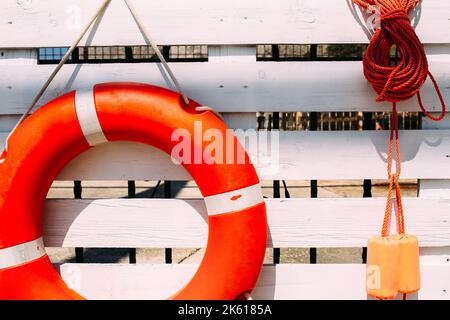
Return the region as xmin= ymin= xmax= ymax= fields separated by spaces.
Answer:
xmin=422 ymin=113 xmax=450 ymax=130
xmin=43 ymin=198 xmax=450 ymax=248
xmin=222 ymin=113 xmax=256 ymax=130
xmin=0 ymin=49 xmax=37 ymax=65
xmin=420 ymin=247 xmax=450 ymax=265
xmin=209 ymin=45 xmax=256 ymax=63
xmin=0 ymin=115 xmax=19 ymax=132
xmin=419 ymin=180 xmax=450 ymax=198
xmin=1 ymin=0 xmax=449 ymax=47
xmin=418 ymin=113 xmax=450 ymax=198
xmin=0 ymin=113 xmax=251 ymax=132
xmin=0 ymin=51 xmax=449 ymax=113
xmin=57 ymin=263 xmax=450 ymax=300
xmin=207 ymin=46 xmax=257 ymax=129
xmin=3 ymin=129 xmax=450 ymax=180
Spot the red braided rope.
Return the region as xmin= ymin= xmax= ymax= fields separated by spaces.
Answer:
xmin=353 ymin=0 xmax=446 ymax=119
xmin=352 ymin=0 xmax=446 ymax=238
xmin=382 ymin=104 xmax=405 ymax=237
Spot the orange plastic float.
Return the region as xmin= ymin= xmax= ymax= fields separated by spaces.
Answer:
xmin=367 ymin=235 xmax=400 ymax=299
xmin=366 ymin=234 xmax=420 ymax=299
xmin=398 ymin=235 xmax=420 ymax=294
xmin=364 ymin=107 xmax=421 ymax=299
xmin=0 ymin=83 xmax=267 ymax=300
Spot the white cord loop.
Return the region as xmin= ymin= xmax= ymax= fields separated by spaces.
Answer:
xmin=243 ymin=292 xmax=253 ymax=300
xmin=1 ymin=0 xmax=224 ymax=157
xmin=7 ymin=0 xmax=112 ymax=141
xmin=195 ymin=106 xmax=225 ymax=122
xmin=124 ymin=1 xmax=223 ymax=121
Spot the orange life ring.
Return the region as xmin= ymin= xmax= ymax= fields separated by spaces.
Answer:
xmin=0 ymin=83 xmax=267 ymax=300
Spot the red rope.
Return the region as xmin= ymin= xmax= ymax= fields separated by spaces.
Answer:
xmin=351 ymin=0 xmax=446 ymax=237
xmin=352 ymin=0 xmax=446 ymax=119
xmin=351 ymin=1 xmax=443 ymax=300
xmin=381 ymin=104 xmax=405 ymax=237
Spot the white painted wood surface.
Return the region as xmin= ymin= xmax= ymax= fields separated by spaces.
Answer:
xmin=1 ymin=0 xmax=449 ymax=301
xmin=57 ymin=263 xmax=450 ymax=300
xmin=43 ymin=198 xmax=450 ymax=248
xmin=0 ymin=49 xmax=448 ymax=113
xmin=0 ymin=49 xmax=37 ymax=65
xmin=422 ymin=114 xmax=450 ymax=130
xmin=2 ymin=129 xmax=450 ymax=180
xmin=221 ymin=113 xmax=257 ymax=130
xmin=418 ymin=114 xmax=450 ymax=198
xmin=0 ymin=113 xmax=253 ymax=132
xmin=1 ymin=0 xmax=449 ymax=47
xmin=420 ymin=247 xmax=450 ymax=265
xmin=0 ymin=115 xmax=20 ymax=132
xmin=419 ymin=180 xmax=450 ymax=198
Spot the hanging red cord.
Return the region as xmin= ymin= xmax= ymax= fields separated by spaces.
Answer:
xmin=352 ymin=0 xmax=441 ymax=300
xmin=381 ymin=103 xmax=405 ymax=238
xmin=351 ymin=0 xmax=446 ymax=237
xmin=352 ymin=0 xmax=446 ymax=120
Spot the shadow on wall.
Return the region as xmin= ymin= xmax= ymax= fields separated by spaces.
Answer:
xmin=345 ymin=0 xmax=422 ymax=41
xmin=54 ymin=180 xmax=189 ymax=264
xmin=62 ymin=0 xmax=174 ymax=96
xmin=48 ymin=178 xmax=277 ymax=299
xmin=370 ymin=130 xmax=444 ymax=169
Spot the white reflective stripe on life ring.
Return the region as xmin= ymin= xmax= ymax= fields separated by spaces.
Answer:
xmin=204 ymin=183 xmax=264 ymax=216
xmin=75 ymin=88 xmax=108 ymax=146
xmin=0 ymin=237 xmax=46 ymax=270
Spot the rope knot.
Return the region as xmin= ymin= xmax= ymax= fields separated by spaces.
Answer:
xmin=353 ymin=0 xmax=445 ymax=119
xmin=388 ymin=173 xmax=399 ymax=183
xmin=380 ymin=8 xmax=410 ymax=24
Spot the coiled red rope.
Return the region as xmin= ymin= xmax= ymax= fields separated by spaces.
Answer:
xmin=351 ymin=0 xmax=446 ymax=241
xmin=352 ymin=0 xmax=446 ymax=120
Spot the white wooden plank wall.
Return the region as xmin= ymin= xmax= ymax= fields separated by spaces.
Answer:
xmin=57 ymin=263 xmax=450 ymax=300
xmin=419 ymin=115 xmax=450 ymax=198
xmin=0 ymin=45 xmax=448 ymax=113
xmin=2 ymin=130 xmax=450 ymax=180
xmin=1 ymin=0 xmax=449 ymax=46
xmin=0 ymin=0 xmax=449 ymax=300
xmin=43 ymin=198 xmax=450 ymax=248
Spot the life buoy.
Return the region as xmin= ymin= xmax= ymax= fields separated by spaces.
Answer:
xmin=0 ymin=83 xmax=267 ymax=300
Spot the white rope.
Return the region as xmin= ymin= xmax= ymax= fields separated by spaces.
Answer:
xmin=195 ymin=106 xmax=225 ymax=122
xmin=125 ymin=0 xmax=224 ymax=121
xmin=243 ymin=292 xmax=253 ymax=300
xmin=7 ymin=0 xmax=112 ymax=142
xmin=0 ymin=0 xmax=224 ymax=161
xmin=124 ymin=0 xmax=190 ymax=105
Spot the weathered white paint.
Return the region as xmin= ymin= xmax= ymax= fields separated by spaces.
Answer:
xmin=221 ymin=113 xmax=256 ymax=130
xmin=420 ymin=247 xmax=450 ymax=265
xmin=43 ymin=198 xmax=450 ymax=248
xmin=418 ymin=113 xmax=450 ymax=198
xmin=0 ymin=0 xmax=448 ymax=301
xmin=422 ymin=114 xmax=450 ymax=130
xmin=57 ymin=263 xmax=450 ymax=300
xmin=1 ymin=0 xmax=449 ymax=47
xmin=207 ymin=46 xmax=257 ymax=129
xmin=0 ymin=115 xmax=20 ymax=132
xmin=0 ymin=50 xmax=449 ymax=113
xmin=418 ymin=180 xmax=450 ymax=198
xmin=2 ymin=129 xmax=450 ymax=180
xmin=209 ymin=45 xmax=256 ymax=63
xmin=0 ymin=49 xmax=37 ymax=65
